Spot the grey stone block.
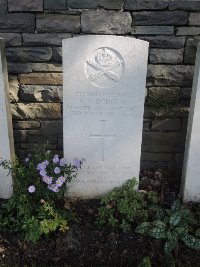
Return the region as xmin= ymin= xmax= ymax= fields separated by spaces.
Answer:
xmin=184 ymin=37 xmax=200 ymax=64
xmin=132 ymin=26 xmax=174 ymax=35
xmin=138 ymin=36 xmax=185 ymax=48
xmin=82 ymin=10 xmax=132 ymax=34
xmin=148 ymin=87 xmax=180 ymax=105
xmin=176 ymin=27 xmax=200 ymax=36
xmin=44 ymin=0 xmax=66 ymax=9
xmin=23 ymin=33 xmax=72 ymax=46
xmin=99 ymin=0 xmax=123 ymax=9
xmin=151 ymin=119 xmax=181 ymax=131
xmin=14 ymin=130 xmax=27 ymax=142
xmin=0 ymin=14 xmax=35 ymax=33
xmin=20 ymin=85 xmax=63 ymax=102
xmin=19 ymin=73 xmax=63 ymax=85
xmin=0 ymin=0 xmax=7 ymax=13
xmin=31 ymin=63 xmax=62 ymax=72
xmin=147 ymin=65 xmax=194 ymax=87
xmin=13 ymin=121 xmax=41 ymax=129
xmin=41 ymin=120 xmax=63 ymax=135
xmin=0 ymin=33 xmax=22 ymax=46
xmin=141 ymin=152 xmax=173 ymax=161
xmin=67 ymin=0 xmax=98 ymax=8
xmin=53 ymin=47 xmax=62 ymax=62
xmin=189 ymin=13 xmax=200 ymax=26
xmin=8 ymin=63 xmax=33 ymax=74
xmin=11 ymin=103 xmax=62 ymax=120
xmin=149 ymin=49 xmax=184 ymax=64
xmin=6 ymin=47 xmax=52 ymax=63
xmin=8 ymin=62 xmax=62 ymax=74
xmin=124 ymin=0 xmax=168 ymax=10
xmin=142 ymin=132 xmax=186 ymax=152
xmin=8 ymin=75 xmax=19 ymax=103
xmin=133 ymin=11 xmax=187 ymax=26
xmin=36 ymin=14 xmax=81 ymax=33
xmin=180 ymin=87 xmax=192 ymax=98
xmin=8 ymin=0 xmax=43 ymax=11
xmin=169 ymin=1 xmax=200 ymax=10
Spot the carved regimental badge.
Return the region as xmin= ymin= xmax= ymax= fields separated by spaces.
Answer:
xmin=85 ymin=47 xmax=125 ymax=88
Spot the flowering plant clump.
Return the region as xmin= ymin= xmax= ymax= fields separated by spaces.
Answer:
xmin=0 ymin=144 xmax=82 ymax=243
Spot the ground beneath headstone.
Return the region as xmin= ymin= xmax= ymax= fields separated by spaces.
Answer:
xmin=0 ymin=199 xmax=200 ymax=267
xmin=0 ymin=171 xmax=200 ymax=267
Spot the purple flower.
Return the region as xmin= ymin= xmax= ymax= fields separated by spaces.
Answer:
xmin=54 ymin=167 xmax=61 ymax=174
xmin=44 ymin=160 xmax=49 ymax=166
xmin=58 ymin=176 xmax=65 ymax=183
xmin=40 ymin=169 xmax=47 ymax=177
xmin=53 ymin=155 xmax=59 ymax=164
xmin=25 ymin=157 xmax=30 ymax=163
xmin=59 ymin=158 xmax=66 ymax=167
xmin=73 ymin=158 xmax=81 ymax=168
xmin=42 ymin=176 xmax=52 ymax=185
xmin=56 ymin=179 xmax=64 ymax=187
xmin=37 ymin=162 xmax=46 ymax=171
xmin=28 ymin=185 xmax=35 ymax=193
xmin=48 ymin=184 xmax=59 ymax=193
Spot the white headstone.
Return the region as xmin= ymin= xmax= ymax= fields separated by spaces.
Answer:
xmin=0 ymin=39 xmax=15 ymax=199
xmin=182 ymin=43 xmax=200 ymax=202
xmin=63 ymin=35 xmax=149 ymax=198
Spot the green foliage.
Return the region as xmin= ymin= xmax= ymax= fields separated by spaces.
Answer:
xmin=0 ymin=144 xmax=80 ymax=243
xmin=138 ymin=257 xmax=152 ymax=267
xmin=97 ymin=178 xmax=159 ymax=232
xmin=136 ymin=199 xmax=200 ymax=266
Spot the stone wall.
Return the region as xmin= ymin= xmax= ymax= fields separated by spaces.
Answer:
xmin=0 ymin=0 xmax=199 ymax=174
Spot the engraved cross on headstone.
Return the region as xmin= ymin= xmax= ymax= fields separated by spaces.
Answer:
xmin=90 ymin=120 xmax=116 ymax=162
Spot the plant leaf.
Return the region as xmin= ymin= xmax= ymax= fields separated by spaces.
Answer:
xmin=181 ymin=233 xmax=200 ymax=249
xmin=135 ymin=222 xmax=150 ymax=235
xmin=169 ymin=211 xmax=182 ymax=227
xmin=149 ymin=226 xmax=167 ymax=239
xmin=170 ymin=199 xmax=181 ymax=212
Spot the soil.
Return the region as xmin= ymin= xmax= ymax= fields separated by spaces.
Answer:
xmin=0 ymin=170 xmax=200 ymax=267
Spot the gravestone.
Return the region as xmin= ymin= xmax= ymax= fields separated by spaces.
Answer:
xmin=182 ymin=43 xmax=200 ymax=202
xmin=0 ymin=38 xmax=15 ymax=199
xmin=63 ymin=35 xmax=149 ymax=198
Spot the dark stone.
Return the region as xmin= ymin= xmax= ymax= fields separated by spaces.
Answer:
xmin=0 ymin=33 xmax=22 ymax=46
xmin=176 ymin=27 xmax=200 ymax=36
xmin=23 ymin=33 xmax=72 ymax=46
xmin=67 ymin=0 xmax=98 ymax=9
xmin=8 ymin=63 xmax=33 ymax=74
xmin=36 ymin=14 xmax=81 ymax=33
xmin=99 ymin=0 xmax=123 ymax=9
xmin=169 ymin=1 xmax=200 ymax=11
xmin=20 ymin=85 xmax=63 ymax=102
xmin=11 ymin=103 xmax=62 ymax=120
xmin=133 ymin=11 xmax=188 ymax=25
xmin=44 ymin=0 xmax=66 ymax=9
xmin=53 ymin=47 xmax=62 ymax=62
xmin=132 ymin=26 xmax=174 ymax=35
xmin=6 ymin=47 xmax=52 ymax=62
xmin=139 ymin=36 xmax=185 ymax=48
xmin=149 ymin=48 xmax=183 ymax=64
xmin=8 ymin=0 xmax=43 ymax=11
xmin=189 ymin=12 xmax=200 ymax=26
xmin=124 ymin=0 xmax=168 ymax=10
xmin=0 ymin=14 xmax=35 ymax=33
xmin=147 ymin=65 xmax=194 ymax=87
xmin=142 ymin=132 xmax=186 ymax=152
xmin=0 ymin=0 xmax=7 ymax=13
xmin=41 ymin=121 xmax=63 ymax=135
xmin=82 ymin=10 xmax=132 ymax=34
xmin=151 ymin=119 xmax=181 ymax=131
xmin=184 ymin=37 xmax=200 ymax=64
